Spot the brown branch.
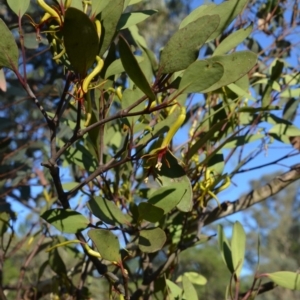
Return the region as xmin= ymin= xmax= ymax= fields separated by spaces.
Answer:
xmin=203 ymin=163 xmax=300 ymax=226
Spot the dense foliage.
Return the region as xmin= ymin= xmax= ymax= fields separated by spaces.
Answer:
xmin=0 ymin=0 xmax=300 ymax=299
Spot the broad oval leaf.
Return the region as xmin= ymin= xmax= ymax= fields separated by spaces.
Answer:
xmin=166 ymin=279 xmax=182 ymax=298
xmin=88 ymin=229 xmax=121 ymax=262
xmin=231 ymin=221 xmax=246 ymax=277
xmin=138 ymin=227 xmax=166 ymax=253
xmin=87 ymin=196 xmax=132 ymax=225
xmin=266 ymin=271 xmax=300 ymax=290
xmin=176 ymin=272 xmax=207 ymax=286
xmin=41 ymin=209 xmax=89 ymax=233
xmin=201 ymin=51 xmax=257 ymax=93
xmin=63 ymin=8 xmax=99 ymax=75
xmin=160 ymin=14 xmax=220 ymax=74
xmin=0 ymin=19 xmax=19 ymax=70
xmin=7 ymin=0 xmax=30 ymax=18
xmin=269 ymin=123 xmax=300 ymax=144
xmin=179 ymin=60 xmax=224 ymax=93
xmin=138 ymin=202 xmax=164 ymax=223
xmin=118 ymin=36 xmax=155 ymax=100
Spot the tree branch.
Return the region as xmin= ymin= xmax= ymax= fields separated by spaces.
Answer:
xmin=203 ymin=164 xmax=300 ymax=226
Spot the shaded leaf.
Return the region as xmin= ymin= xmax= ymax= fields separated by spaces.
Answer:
xmin=48 ymin=248 xmax=67 ymax=275
xmin=138 ymin=227 xmax=166 ymax=253
xmin=266 ymin=271 xmax=300 ymax=290
xmin=41 ymin=209 xmax=89 ymax=233
xmin=0 ymin=19 xmax=19 ymax=70
xmin=160 ymin=15 xmax=220 ymax=74
xmin=118 ymin=36 xmax=155 ymax=100
xmin=88 ymin=229 xmax=121 ymax=262
xmin=98 ymin=0 xmax=124 ymax=56
xmin=179 ymin=60 xmax=224 ymax=93
xmin=201 ymin=51 xmax=257 ymax=93
xmin=269 ymin=123 xmax=300 ymax=144
xmin=63 ymin=8 xmax=99 ymax=75
xmin=138 ymin=202 xmax=164 ymax=223
xmin=218 ymin=225 xmax=234 ymax=273
xmin=231 ymin=221 xmax=246 ymax=277
xmin=87 ymin=196 xmax=131 ymax=225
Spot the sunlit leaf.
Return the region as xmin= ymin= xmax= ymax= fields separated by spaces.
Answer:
xmin=117 ymin=10 xmax=157 ymax=30
xmin=7 ymin=0 xmax=30 ymax=18
xmin=267 ymin=271 xmax=300 ymax=290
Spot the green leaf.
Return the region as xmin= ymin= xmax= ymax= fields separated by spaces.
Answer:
xmin=218 ymin=225 xmax=234 ymax=274
xmin=7 ymin=0 xmax=30 ymax=18
xmin=148 ymin=187 xmax=181 ymax=214
xmin=182 ymin=275 xmax=198 ymax=300
xmin=105 ymin=56 xmax=144 ymax=78
xmin=63 ymin=8 xmax=99 ymax=75
xmin=88 ymin=229 xmax=121 ymax=262
xmin=98 ymin=0 xmax=124 ymax=56
xmin=91 ymin=0 xmax=110 ymax=17
xmin=0 ymin=19 xmax=19 ymax=70
xmin=117 ymin=10 xmax=157 ymax=30
xmin=48 ymin=248 xmax=67 ymax=275
xmin=269 ymin=59 xmax=284 ymax=81
xmin=223 ymin=134 xmax=264 ymax=149
xmin=0 ymin=212 xmax=10 ymax=237
xmin=231 ymin=221 xmax=246 ymax=277
xmin=166 ymin=279 xmax=182 ymax=299
xmin=176 ymin=272 xmax=207 ymax=285
xmin=24 ymin=33 xmax=48 ymax=49
xmin=118 ymin=36 xmax=155 ymax=100
xmin=181 ymin=0 xmax=248 ymax=42
xmin=178 ymin=60 xmax=224 ymax=93
xmin=267 ymin=271 xmax=300 ymax=290
xmin=213 ymin=24 xmax=253 ymax=56
xmin=138 ymin=202 xmax=164 ymax=223
xmin=41 ymin=209 xmax=89 ymax=233
xmin=282 ymin=98 xmax=299 ymax=122
xmin=87 ymin=196 xmax=132 ymax=225
xmin=269 ymin=123 xmax=300 ymax=144
xmin=201 ymin=51 xmax=257 ymax=93
xmin=138 ymin=227 xmax=166 ymax=253
xmin=160 ymin=15 xmax=220 ymax=74
xmin=157 ymin=152 xmax=193 ymax=212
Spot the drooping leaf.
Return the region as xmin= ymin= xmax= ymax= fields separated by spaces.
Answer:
xmin=160 ymin=15 xmax=220 ymax=74
xmin=118 ymin=36 xmax=155 ymax=100
xmin=218 ymin=225 xmax=234 ymax=274
xmin=201 ymin=51 xmax=257 ymax=93
xmin=48 ymin=248 xmax=67 ymax=275
xmin=266 ymin=271 xmax=300 ymax=290
xmin=87 ymin=196 xmax=132 ymax=225
xmin=213 ymin=24 xmax=253 ymax=56
xmin=98 ymin=0 xmax=124 ymax=56
xmin=282 ymin=98 xmax=299 ymax=122
xmin=178 ymin=60 xmax=224 ymax=93
xmin=63 ymin=7 xmax=99 ymax=75
xmin=7 ymin=0 xmax=30 ymax=18
xmin=231 ymin=221 xmax=246 ymax=277
xmin=117 ymin=10 xmax=157 ymax=30
xmin=0 ymin=19 xmax=19 ymax=70
xmin=41 ymin=209 xmax=89 ymax=233
xmin=138 ymin=227 xmax=166 ymax=253
xmin=88 ymin=229 xmax=121 ymax=262
xmin=138 ymin=202 xmax=164 ymax=223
